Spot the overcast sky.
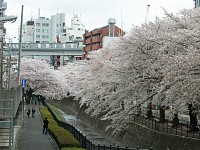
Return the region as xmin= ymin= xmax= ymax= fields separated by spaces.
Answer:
xmin=5 ymin=0 xmax=194 ymax=42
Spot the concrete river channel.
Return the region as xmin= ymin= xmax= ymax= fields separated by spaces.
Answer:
xmin=58 ymin=108 xmax=111 ymax=146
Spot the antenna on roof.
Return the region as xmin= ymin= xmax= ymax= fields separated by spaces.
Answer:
xmin=145 ymin=4 xmax=150 ymax=24
xmin=38 ymin=8 xmax=40 ymax=18
xmin=31 ymin=11 xmax=33 ymax=20
xmin=120 ymin=10 xmax=123 ymax=36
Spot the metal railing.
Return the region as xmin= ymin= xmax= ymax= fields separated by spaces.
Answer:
xmin=44 ymin=102 xmax=152 ymax=150
xmin=0 ymin=99 xmax=14 ymax=150
xmin=132 ymin=115 xmax=200 ymax=139
xmin=3 ymin=43 xmax=83 ymax=50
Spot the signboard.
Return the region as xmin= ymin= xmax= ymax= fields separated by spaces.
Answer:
xmin=22 ymin=79 xmax=26 ymax=88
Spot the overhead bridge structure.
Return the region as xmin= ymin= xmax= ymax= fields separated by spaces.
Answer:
xmin=3 ymin=43 xmax=84 ymax=56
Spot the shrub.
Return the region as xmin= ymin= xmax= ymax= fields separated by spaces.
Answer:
xmin=39 ymin=106 xmax=82 ymax=149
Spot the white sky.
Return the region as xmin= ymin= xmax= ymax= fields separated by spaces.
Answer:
xmin=4 ymin=0 xmax=194 ymax=42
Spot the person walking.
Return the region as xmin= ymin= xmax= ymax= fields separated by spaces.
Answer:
xmin=32 ymin=107 xmax=36 ymax=118
xmin=43 ymin=117 xmax=49 ymax=135
xmin=26 ymin=107 xmax=31 ymax=118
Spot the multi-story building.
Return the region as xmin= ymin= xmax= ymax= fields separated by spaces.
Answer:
xmin=83 ymin=18 xmax=125 ymax=59
xmin=22 ymin=13 xmax=85 ymax=44
xmin=50 ymin=13 xmax=65 ymax=43
xmin=21 ymin=13 xmax=85 ymax=64
xmin=22 ymin=17 xmax=51 ymax=43
xmin=194 ymin=0 xmax=200 ymax=7
xmin=21 ymin=20 xmax=34 ymax=43
xmin=34 ymin=17 xmax=51 ymax=43
xmin=59 ymin=14 xmax=85 ymax=44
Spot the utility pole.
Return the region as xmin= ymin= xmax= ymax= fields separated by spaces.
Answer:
xmin=0 ymin=0 xmax=4 ymax=89
xmin=145 ymin=4 xmax=150 ymax=24
xmin=17 ymin=5 xmax=23 ymax=85
xmin=0 ymin=0 xmax=17 ymax=89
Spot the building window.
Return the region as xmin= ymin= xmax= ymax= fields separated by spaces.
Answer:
xmin=36 ymin=23 xmax=40 ymax=26
xmin=42 ymin=23 xmax=49 ymax=27
xmin=36 ymin=35 xmax=40 ymax=38
xmin=42 ymin=29 xmax=49 ymax=33
xmin=36 ymin=29 xmax=40 ymax=32
xmin=42 ymin=35 xmax=49 ymax=39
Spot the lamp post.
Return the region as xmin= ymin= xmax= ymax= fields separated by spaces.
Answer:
xmin=0 ymin=0 xmax=17 ymax=89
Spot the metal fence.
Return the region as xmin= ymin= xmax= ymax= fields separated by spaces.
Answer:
xmin=0 ymin=99 xmax=14 ymax=150
xmin=132 ymin=115 xmax=200 ymax=139
xmin=44 ymin=102 xmax=152 ymax=150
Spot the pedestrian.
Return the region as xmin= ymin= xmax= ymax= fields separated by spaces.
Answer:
xmin=43 ymin=117 xmax=49 ymax=135
xmin=32 ymin=107 xmax=36 ymax=118
xmin=27 ymin=107 xmax=31 ymax=118
xmin=34 ymin=96 xmax=38 ymax=105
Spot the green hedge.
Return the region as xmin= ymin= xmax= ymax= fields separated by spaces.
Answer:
xmin=39 ymin=106 xmax=82 ymax=149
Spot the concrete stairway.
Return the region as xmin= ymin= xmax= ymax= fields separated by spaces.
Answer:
xmin=0 ymin=127 xmax=12 ymax=150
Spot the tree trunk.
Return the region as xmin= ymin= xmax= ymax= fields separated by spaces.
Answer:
xmin=172 ymin=114 xmax=179 ymax=128
xmin=147 ymin=102 xmax=153 ymax=119
xmin=159 ymin=106 xmax=165 ymax=123
xmin=188 ymin=104 xmax=199 ymax=132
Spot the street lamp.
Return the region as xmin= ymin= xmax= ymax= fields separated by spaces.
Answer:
xmin=0 ymin=0 xmax=18 ymax=89
xmin=0 ymin=15 xmax=17 ymax=23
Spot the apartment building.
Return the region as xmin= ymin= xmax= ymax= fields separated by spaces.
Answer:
xmin=21 ymin=17 xmax=51 ymax=43
xmin=83 ymin=18 xmax=125 ymax=59
xmin=59 ymin=14 xmax=85 ymax=44
xmin=34 ymin=17 xmax=51 ymax=43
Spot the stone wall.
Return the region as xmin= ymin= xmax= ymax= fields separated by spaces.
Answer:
xmin=48 ymin=98 xmax=200 ymax=150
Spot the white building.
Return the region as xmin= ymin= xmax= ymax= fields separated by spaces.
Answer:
xmin=22 ymin=13 xmax=85 ymax=44
xmin=60 ymin=14 xmax=85 ymax=44
xmin=21 ymin=20 xmax=34 ymax=43
xmin=50 ymin=13 xmax=66 ymax=43
xmin=21 ymin=13 xmax=85 ymax=64
xmin=34 ymin=17 xmax=51 ymax=43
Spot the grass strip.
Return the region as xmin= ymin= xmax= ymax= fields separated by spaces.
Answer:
xmin=39 ymin=106 xmax=83 ymax=149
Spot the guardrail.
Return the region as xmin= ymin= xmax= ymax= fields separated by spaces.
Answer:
xmin=3 ymin=43 xmax=83 ymax=50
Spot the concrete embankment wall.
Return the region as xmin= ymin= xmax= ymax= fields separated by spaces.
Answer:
xmin=48 ymin=97 xmax=200 ymax=150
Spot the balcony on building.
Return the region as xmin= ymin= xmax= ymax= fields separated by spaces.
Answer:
xmin=92 ymin=44 xmax=102 ymax=50
xmin=84 ymin=38 xmax=92 ymax=45
xmin=84 ymin=32 xmax=92 ymax=38
xmin=83 ymin=45 xmax=92 ymax=51
xmin=92 ymin=37 xmax=102 ymax=43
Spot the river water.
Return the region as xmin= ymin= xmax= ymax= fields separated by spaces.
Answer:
xmin=58 ymin=109 xmax=111 ymax=146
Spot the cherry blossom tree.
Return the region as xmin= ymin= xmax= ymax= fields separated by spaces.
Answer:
xmin=12 ymin=58 xmax=69 ymax=100
xmin=60 ymin=7 xmax=200 ymax=133
xmin=8 ymin=7 xmax=200 ymax=134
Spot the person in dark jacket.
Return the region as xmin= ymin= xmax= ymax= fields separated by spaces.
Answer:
xmin=27 ymin=107 xmax=31 ymax=118
xmin=32 ymin=107 xmax=36 ymax=118
xmin=43 ymin=117 xmax=49 ymax=135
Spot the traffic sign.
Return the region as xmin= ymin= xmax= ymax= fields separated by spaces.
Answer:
xmin=22 ymin=79 xmax=26 ymax=88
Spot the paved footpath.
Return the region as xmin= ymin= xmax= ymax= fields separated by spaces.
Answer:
xmin=17 ymin=104 xmax=58 ymax=150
